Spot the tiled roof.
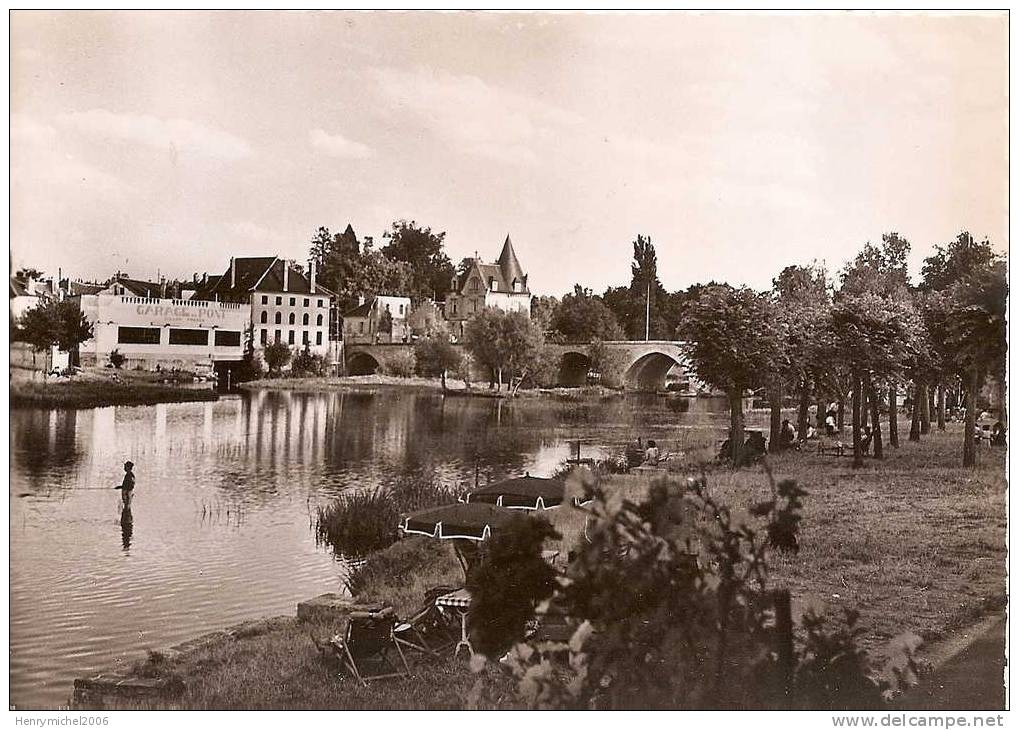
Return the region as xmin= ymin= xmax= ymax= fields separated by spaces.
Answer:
xmin=454 ymin=236 xmax=529 ymax=295
xmin=9 ymin=277 xmax=30 ymax=298
xmin=115 ymin=277 xmax=163 ymax=298
xmin=342 ymin=297 xmax=375 ymax=318
xmin=195 ymin=258 xmax=336 ymax=301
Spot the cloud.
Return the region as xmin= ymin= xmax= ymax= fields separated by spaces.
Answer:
xmin=309 ymin=128 xmax=374 ymax=159
xmin=56 ymin=109 xmax=252 ymax=160
xmin=10 ymin=114 xmax=125 ymax=196
xmin=372 ymin=66 xmax=583 ymax=165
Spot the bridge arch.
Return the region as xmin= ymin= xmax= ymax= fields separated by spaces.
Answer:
xmin=624 ymin=351 xmax=687 ymax=391
xmin=347 ymin=351 xmax=381 ymax=376
xmin=557 ymin=350 xmax=592 ymax=387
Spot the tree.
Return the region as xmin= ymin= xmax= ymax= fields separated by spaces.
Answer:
xmin=920 ymin=231 xmax=998 ymax=293
xmin=772 ymin=264 xmax=832 ymax=448
xmin=108 ymin=349 xmax=125 ymax=369
xmin=628 ymin=235 xmax=670 ymax=339
xmin=16 ymin=298 xmax=93 ymax=352
xmin=676 ymin=285 xmax=781 ymax=466
xmin=827 ymin=294 xmax=918 ymax=467
xmin=463 ymin=308 xmax=547 ymax=393
xmin=381 ymin=220 xmax=454 ymax=303
xmin=587 ymin=340 xmax=627 ymax=389
xmin=945 ymin=261 xmax=1007 ymax=466
xmin=552 ymin=285 xmax=625 ymax=343
xmin=530 ymin=295 xmax=560 ymax=335
xmin=263 ymin=341 xmax=292 ymax=377
xmin=414 ymin=328 xmax=462 ymax=391
xmin=309 ymin=225 xmax=412 ymax=312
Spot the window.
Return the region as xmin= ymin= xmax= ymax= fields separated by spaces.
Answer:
xmin=304 ymin=298 xmax=309 ymax=307
xmin=289 ymin=297 xmax=295 ymax=307
xmin=399 ymin=304 xmax=404 ymax=315
xmin=316 ymin=331 xmax=322 ymax=346
xmin=359 ymin=321 xmax=365 ymax=334
xmin=117 ymin=326 xmax=160 ymax=345
xmin=303 ymin=313 xmax=309 ymax=326
xmin=317 ymin=299 xmax=324 ymax=307
xmin=276 ymin=296 xmax=282 ymax=305
xmin=288 ymin=313 xmax=296 ymax=325
xmin=316 ymin=314 xmax=323 ymax=327
xmin=288 ymin=331 xmax=295 ymax=345
xmin=489 ymin=277 xmax=497 ymax=291
xmin=260 ymin=311 xmax=267 ymax=324
xmin=261 ymin=296 xmax=268 ymax=304
xmin=303 ymin=331 xmax=309 ymax=345
xmin=260 ymin=329 xmax=268 ymax=345
xmin=274 ymin=329 xmax=281 ymax=342
xmin=169 ymin=328 xmax=209 ymax=346
xmin=275 ymin=312 xmax=282 ymax=324
xmin=470 ymin=279 xmax=479 ymax=291
xmin=214 ymin=330 xmax=241 ymax=347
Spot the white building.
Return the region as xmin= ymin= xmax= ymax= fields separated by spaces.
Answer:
xmin=342 ymin=295 xmax=412 ymax=344
xmin=77 ymin=293 xmax=249 ymax=371
xmin=194 ymin=256 xmax=339 ymax=359
xmin=445 ymin=235 xmax=532 ymax=338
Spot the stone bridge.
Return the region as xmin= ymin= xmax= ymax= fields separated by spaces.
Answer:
xmin=344 ymin=340 xmax=693 ymax=391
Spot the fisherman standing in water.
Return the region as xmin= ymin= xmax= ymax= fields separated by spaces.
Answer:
xmin=114 ymin=461 xmax=135 ymax=508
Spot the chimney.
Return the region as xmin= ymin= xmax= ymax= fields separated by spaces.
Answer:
xmin=202 ymin=272 xmax=208 ymax=286
xmin=283 ymin=261 xmax=289 ymax=292
xmin=230 ymin=257 xmax=236 ymax=288
xmin=160 ymin=276 xmax=167 ymax=299
xmin=309 ymin=259 xmax=317 ymax=294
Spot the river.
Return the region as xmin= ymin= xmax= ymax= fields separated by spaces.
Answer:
xmin=9 ymin=388 xmax=733 ymax=708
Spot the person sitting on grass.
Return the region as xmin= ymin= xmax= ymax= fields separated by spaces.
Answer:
xmin=859 ymin=425 xmax=874 ymax=455
xmin=778 ymin=420 xmax=797 ymax=450
xmin=644 ymin=439 xmax=660 ymax=466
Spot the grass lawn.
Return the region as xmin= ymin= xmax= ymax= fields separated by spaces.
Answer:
xmin=10 ymin=378 xmax=218 ymax=409
xmin=116 ymin=422 xmax=1005 ymax=709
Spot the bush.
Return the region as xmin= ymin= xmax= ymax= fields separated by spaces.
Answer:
xmin=233 ymin=350 xmax=265 ymax=383
xmin=108 ymin=349 xmax=125 ymax=369
xmin=263 ymin=342 xmax=292 ymax=376
xmin=479 ymin=475 xmax=918 ymax=710
xmin=291 ymin=348 xmax=327 ymax=377
xmin=466 ymin=514 xmax=560 ymax=658
xmin=383 ymin=349 xmax=416 ymax=378
xmin=587 ymin=340 xmax=626 ymax=389
xmin=414 ymin=334 xmax=462 ymax=385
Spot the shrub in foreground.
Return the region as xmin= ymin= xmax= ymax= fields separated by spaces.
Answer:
xmin=470 ymin=474 xmax=919 ymax=710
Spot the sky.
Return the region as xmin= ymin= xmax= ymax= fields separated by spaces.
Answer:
xmin=9 ymin=11 xmax=1008 ymax=296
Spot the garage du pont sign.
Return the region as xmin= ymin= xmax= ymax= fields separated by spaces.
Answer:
xmin=131 ymin=302 xmax=236 ymax=323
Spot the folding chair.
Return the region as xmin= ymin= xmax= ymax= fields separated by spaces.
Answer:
xmin=329 ymin=608 xmax=410 ymax=685
xmin=393 ymin=588 xmax=459 ymax=657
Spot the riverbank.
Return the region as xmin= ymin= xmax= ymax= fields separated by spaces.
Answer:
xmin=88 ymin=424 xmax=1004 ymax=709
xmin=240 ymin=374 xmax=622 ymax=400
xmin=11 ymin=376 xmax=218 ymax=409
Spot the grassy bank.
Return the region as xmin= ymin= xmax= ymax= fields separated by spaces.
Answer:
xmin=11 ymin=379 xmax=218 ymax=409
xmin=241 ymin=374 xmax=621 ymax=400
xmin=114 ymin=424 xmax=1005 ymax=708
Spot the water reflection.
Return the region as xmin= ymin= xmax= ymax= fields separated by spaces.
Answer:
xmin=120 ymin=507 xmax=133 ymax=552
xmin=10 ymin=389 xmax=733 ymax=708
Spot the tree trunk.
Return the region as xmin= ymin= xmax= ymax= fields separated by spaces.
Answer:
xmin=815 ymin=397 xmax=826 ymax=432
xmin=440 ymin=369 xmax=447 ymax=393
xmin=860 ymin=388 xmax=869 ymax=430
xmin=497 ymin=366 xmax=504 ymax=392
xmin=852 ymin=374 xmax=863 ymax=469
xmin=888 ymin=383 xmax=899 ymax=448
xmin=867 ymin=375 xmax=883 ymax=459
xmin=837 ymin=398 xmax=845 ymax=432
xmin=937 ymin=384 xmax=946 ymax=431
xmin=729 ymin=387 xmax=745 ymax=468
xmin=963 ymin=367 xmax=979 ymax=467
xmin=909 ymin=382 xmax=922 ymax=442
xmin=769 ymin=380 xmax=784 ymax=453
xmin=797 ymin=379 xmax=810 ymax=443
xmin=920 ymin=384 xmax=931 ymax=435
xmin=996 ymin=376 xmax=1007 ymax=428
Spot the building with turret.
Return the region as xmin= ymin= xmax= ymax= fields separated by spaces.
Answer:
xmin=445 ymin=235 xmax=532 ymax=338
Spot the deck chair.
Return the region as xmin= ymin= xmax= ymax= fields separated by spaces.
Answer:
xmin=329 ymin=608 xmax=410 ymax=685
xmin=393 ymin=587 xmax=459 ymax=657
